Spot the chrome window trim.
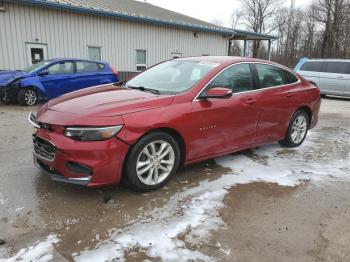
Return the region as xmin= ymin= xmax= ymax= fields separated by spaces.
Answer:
xmin=193 ymin=61 xmax=301 ymax=101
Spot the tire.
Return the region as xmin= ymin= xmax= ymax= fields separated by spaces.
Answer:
xmin=279 ymin=110 xmax=310 ymax=148
xmin=123 ymin=132 xmax=181 ymax=192
xmin=17 ymin=88 xmax=38 ymax=106
xmin=321 ymin=94 xmax=327 ymax=98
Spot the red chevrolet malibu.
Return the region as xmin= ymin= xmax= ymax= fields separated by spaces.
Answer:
xmin=29 ymin=57 xmax=321 ymax=191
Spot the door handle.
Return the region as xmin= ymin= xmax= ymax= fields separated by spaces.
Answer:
xmin=244 ymin=98 xmax=256 ymax=104
xmin=286 ymin=92 xmax=294 ymax=97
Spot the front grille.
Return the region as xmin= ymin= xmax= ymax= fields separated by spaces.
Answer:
xmin=33 ymin=136 xmax=56 ymax=162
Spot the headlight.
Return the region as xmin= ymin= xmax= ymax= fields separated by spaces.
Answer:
xmin=64 ymin=126 xmax=123 ymax=141
xmin=9 ymin=78 xmax=22 ymax=88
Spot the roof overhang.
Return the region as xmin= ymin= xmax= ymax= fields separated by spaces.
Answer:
xmin=230 ymin=29 xmax=278 ymax=40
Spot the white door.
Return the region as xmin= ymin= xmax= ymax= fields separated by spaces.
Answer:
xmin=26 ymin=43 xmax=48 ymax=65
xmin=320 ymin=62 xmax=349 ymax=95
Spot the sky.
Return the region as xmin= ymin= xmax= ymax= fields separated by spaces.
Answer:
xmin=145 ymin=0 xmax=312 ymax=27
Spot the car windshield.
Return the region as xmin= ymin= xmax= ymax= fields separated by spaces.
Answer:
xmin=125 ymin=60 xmax=219 ymax=95
xmin=22 ymin=61 xmax=50 ymax=73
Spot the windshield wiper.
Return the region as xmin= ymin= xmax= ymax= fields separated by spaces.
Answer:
xmin=127 ymin=85 xmax=160 ymax=95
xmin=114 ymin=80 xmax=126 ymax=87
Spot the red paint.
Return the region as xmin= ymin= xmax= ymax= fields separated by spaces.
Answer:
xmin=34 ymin=57 xmax=321 ymax=187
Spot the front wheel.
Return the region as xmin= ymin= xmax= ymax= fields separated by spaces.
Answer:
xmin=17 ymin=88 xmax=38 ymax=106
xmin=123 ymin=132 xmax=180 ymax=192
xmin=279 ymin=110 xmax=309 ymax=148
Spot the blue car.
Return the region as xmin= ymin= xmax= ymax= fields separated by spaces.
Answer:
xmin=0 ymin=59 xmax=119 ymax=106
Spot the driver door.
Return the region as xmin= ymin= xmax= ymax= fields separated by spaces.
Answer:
xmin=185 ymin=63 xmax=259 ymax=161
xmin=39 ymin=61 xmax=75 ymax=98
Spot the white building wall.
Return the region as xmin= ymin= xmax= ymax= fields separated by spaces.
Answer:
xmin=0 ymin=2 xmax=229 ymax=71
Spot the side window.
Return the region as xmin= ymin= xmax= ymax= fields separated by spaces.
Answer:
xmin=300 ymin=62 xmax=323 ymax=72
xmin=324 ymin=62 xmax=349 ymax=74
xmin=283 ymin=70 xmax=299 ymax=84
xmin=47 ymin=61 xmax=74 ymax=75
xmin=206 ymin=64 xmax=252 ymax=93
xmin=76 ymin=62 xmax=100 ymax=73
xmin=256 ymin=64 xmax=284 ymax=89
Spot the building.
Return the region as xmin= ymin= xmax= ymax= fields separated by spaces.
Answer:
xmin=0 ymin=0 xmax=277 ymax=79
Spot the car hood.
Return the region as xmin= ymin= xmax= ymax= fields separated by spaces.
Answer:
xmin=0 ymin=70 xmax=26 ymax=85
xmin=46 ymin=84 xmax=175 ymax=117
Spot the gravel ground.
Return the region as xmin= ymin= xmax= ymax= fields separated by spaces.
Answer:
xmin=0 ymin=97 xmax=349 ymax=261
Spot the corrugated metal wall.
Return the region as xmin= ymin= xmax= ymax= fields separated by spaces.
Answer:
xmin=0 ymin=2 xmax=229 ymax=71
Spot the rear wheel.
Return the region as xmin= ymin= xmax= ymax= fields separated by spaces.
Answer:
xmin=123 ymin=132 xmax=180 ymax=192
xmin=279 ymin=110 xmax=309 ymax=148
xmin=17 ymin=88 xmax=38 ymax=106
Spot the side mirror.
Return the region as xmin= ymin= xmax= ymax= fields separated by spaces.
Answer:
xmin=38 ymin=70 xmax=49 ymax=77
xmin=199 ymin=87 xmax=233 ymax=100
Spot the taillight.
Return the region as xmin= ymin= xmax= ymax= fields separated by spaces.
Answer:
xmin=110 ymin=66 xmax=119 ymax=77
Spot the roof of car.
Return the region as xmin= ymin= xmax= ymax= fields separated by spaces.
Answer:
xmin=301 ymin=58 xmax=350 ymax=63
xmin=46 ymin=58 xmax=107 ymax=63
xmin=179 ymin=56 xmax=269 ymax=64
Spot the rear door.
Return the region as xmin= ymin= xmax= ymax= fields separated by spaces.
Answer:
xmin=319 ymin=62 xmax=349 ymax=95
xmin=253 ymin=63 xmax=300 ymax=144
xmin=39 ymin=61 xmax=75 ymax=98
xmin=70 ymin=61 xmax=104 ymax=91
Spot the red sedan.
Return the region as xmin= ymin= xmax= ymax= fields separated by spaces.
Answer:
xmin=29 ymin=57 xmax=321 ymax=191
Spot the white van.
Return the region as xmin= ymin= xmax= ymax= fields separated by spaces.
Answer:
xmin=294 ymin=58 xmax=350 ymax=97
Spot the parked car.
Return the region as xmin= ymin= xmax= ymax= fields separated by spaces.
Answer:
xmin=294 ymin=58 xmax=350 ymax=97
xmin=0 ymin=59 xmax=119 ymax=106
xmin=29 ymin=56 xmax=321 ymax=191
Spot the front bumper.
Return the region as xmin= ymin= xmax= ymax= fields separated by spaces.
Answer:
xmin=32 ymin=128 xmax=129 ymax=187
xmin=0 ymin=85 xmax=19 ymax=103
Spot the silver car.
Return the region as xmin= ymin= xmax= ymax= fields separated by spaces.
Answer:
xmin=294 ymin=58 xmax=350 ymax=97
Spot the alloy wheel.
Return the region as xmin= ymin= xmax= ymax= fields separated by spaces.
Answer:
xmin=136 ymin=140 xmax=175 ymax=186
xmin=24 ymin=90 xmax=37 ymax=106
xmin=291 ymin=115 xmax=307 ymax=144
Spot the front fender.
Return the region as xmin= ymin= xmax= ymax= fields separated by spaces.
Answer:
xmin=20 ymin=77 xmax=48 ymax=99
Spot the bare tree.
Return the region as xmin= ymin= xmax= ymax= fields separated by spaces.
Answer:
xmin=239 ymin=0 xmax=282 ymax=57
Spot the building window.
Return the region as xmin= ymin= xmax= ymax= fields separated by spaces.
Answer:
xmin=171 ymin=53 xmax=182 ymax=59
xmin=25 ymin=43 xmax=48 ymax=66
xmin=88 ymin=46 xmax=102 ymax=61
xmin=136 ymin=50 xmax=147 ymax=71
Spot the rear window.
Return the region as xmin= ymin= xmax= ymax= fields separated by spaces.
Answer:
xmin=76 ymin=61 xmax=101 ymax=73
xmin=256 ymin=64 xmax=284 ymax=88
xmin=284 ymin=70 xmax=299 ymax=84
xmin=324 ymin=62 xmax=350 ymax=74
xmin=300 ymin=62 xmax=324 ymax=72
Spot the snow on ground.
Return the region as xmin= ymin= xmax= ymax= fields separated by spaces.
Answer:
xmin=1 ymin=127 xmax=349 ymax=262
xmin=74 ymin=129 xmax=350 ymax=261
xmin=0 ymin=235 xmax=59 ymax=262
xmin=0 ymin=193 xmax=7 ymax=205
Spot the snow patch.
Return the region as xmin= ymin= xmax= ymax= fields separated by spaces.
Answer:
xmin=0 ymin=235 xmax=59 ymax=262
xmin=0 ymin=193 xmax=7 ymax=205
xmin=75 ymin=129 xmax=349 ymax=261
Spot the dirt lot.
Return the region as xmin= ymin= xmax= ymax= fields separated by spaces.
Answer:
xmin=0 ymin=97 xmax=349 ymax=261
